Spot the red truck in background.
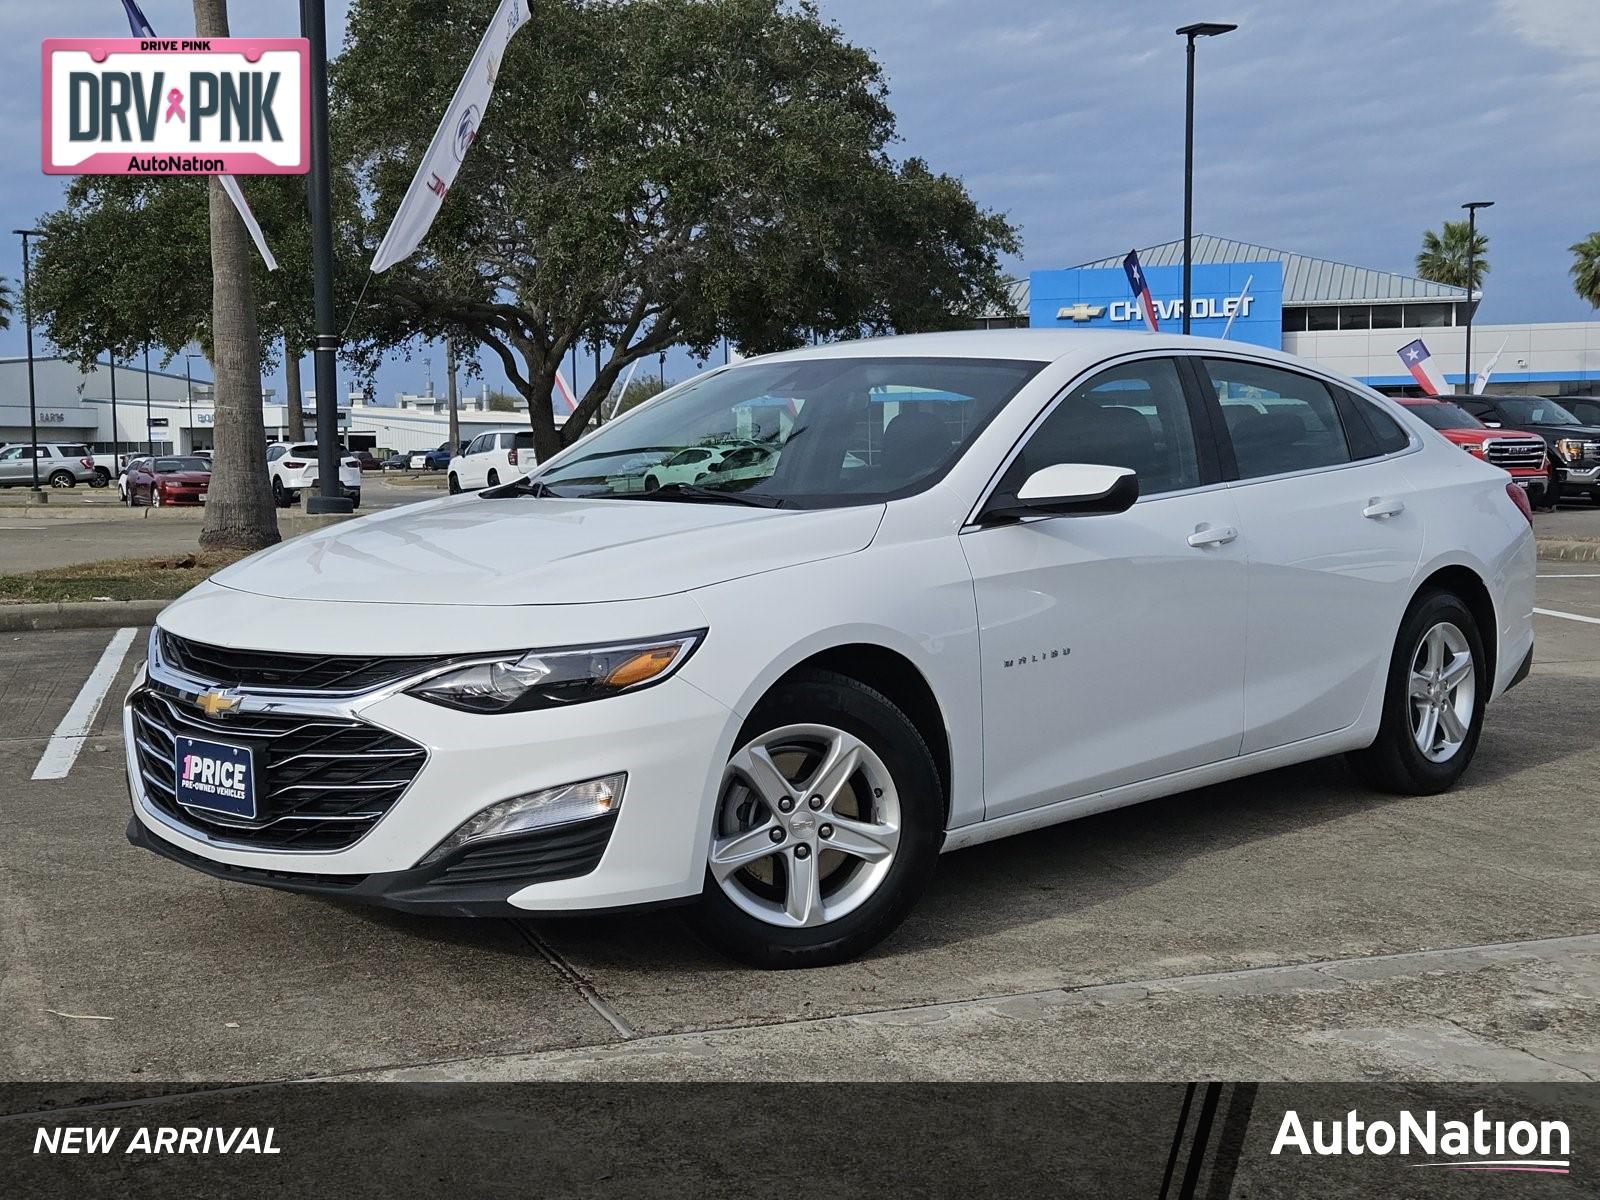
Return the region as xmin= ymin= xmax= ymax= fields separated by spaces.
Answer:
xmin=1397 ymin=397 xmax=1554 ymax=508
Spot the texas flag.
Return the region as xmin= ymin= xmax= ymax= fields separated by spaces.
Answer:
xmin=552 ymin=370 xmax=579 ymax=418
xmin=1397 ymin=338 xmax=1451 ymax=396
xmin=1123 ymin=250 xmax=1159 ymax=333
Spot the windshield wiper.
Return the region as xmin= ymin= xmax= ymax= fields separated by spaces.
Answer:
xmin=483 ymin=476 xmax=556 ymax=499
xmin=638 ymin=484 xmax=784 ymax=508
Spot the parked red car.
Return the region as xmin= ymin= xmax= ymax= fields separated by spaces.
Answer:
xmin=1397 ymin=398 xmax=1552 ymax=506
xmin=125 ymin=455 xmax=212 ymax=507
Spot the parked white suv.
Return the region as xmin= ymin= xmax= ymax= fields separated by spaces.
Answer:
xmin=265 ymin=443 xmax=363 ymax=509
xmin=448 ymin=430 xmax=536 ymax=493
xmin=128 ymin=331 xmax=1535 ymax=968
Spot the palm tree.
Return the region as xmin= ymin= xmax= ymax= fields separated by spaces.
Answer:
xmin=194 ymin=0 xmax=279 ymax=551
xmin=0 ymin=276 xmax=13 ymax=331
xmin=1416 ymin=219 xmax=1489 ymax=289
xmin=1571 ymin=232 xmax=1600 ymax=309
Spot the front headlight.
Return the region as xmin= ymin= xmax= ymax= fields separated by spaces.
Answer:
xmin=407 ymin=631 xmax=705 ymax=713
xmin=1555 ymin=438 xmax=1584 ymax=463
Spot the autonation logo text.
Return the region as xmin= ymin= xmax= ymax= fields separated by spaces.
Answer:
xmin=1272 ymin=1109 xmax=1571 ymax=1175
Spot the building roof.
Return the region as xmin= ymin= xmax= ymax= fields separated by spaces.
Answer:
xmin=1072 ymin=235 xmax=1471 ymax=305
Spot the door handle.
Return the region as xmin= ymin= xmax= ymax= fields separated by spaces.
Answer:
xmin=1187 ymin=523 xmax=1238 ymax=548
xmin=1363 ymin=496 xmax=1405 ymax=519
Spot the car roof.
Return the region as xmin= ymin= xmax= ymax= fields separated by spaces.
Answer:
xmin=741 ymin=328 xmax=1346 ymax=377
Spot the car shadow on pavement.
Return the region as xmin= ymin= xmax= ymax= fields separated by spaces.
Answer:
xmin=320 ymin=671 xmax=1598 ymax=974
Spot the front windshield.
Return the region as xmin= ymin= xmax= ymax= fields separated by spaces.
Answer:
xmin=534 ymin=356 xmax=1045 ymax=508
xmin=1409 ymin=402 xmax=1482 ymax=431
xmin=1496 ymin=398 xmax=1580 ymax=426
xmin=155 ymin=457 xmax=209 ymax=473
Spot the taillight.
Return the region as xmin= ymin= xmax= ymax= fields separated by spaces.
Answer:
xmin=344 ymin=458 xmax=358 ymax=468
xmin=283 ymin=459 xmax=305 ymax=468
xmin=80 ymin=457 xmax=95 ymax=468
xmin=1506 ymin=480 xmax=1533 ymax=525
xmin=507 ymin=448 xmax=518 ymax=466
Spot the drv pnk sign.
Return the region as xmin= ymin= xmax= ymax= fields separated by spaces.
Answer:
xmin=42 ymin=38 xmax=309 ymax=175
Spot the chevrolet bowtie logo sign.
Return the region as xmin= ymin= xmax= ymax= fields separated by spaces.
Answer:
xmin=194 ymin=689 xmax=243 ymax=719
xmin=1056 ymin=303 xmax=1106 ymax=322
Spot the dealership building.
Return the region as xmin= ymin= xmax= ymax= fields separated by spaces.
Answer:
xmin=0 ymin=356 xmax=557 ymax=456
xmin=992 ymin=234 xmax=1600 ymax=396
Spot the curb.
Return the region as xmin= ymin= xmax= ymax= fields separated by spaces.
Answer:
xmin=0 ymin=599 xmax=167 ymax=633
xmin=1536 ymin=538 xmax=1600 ymax=563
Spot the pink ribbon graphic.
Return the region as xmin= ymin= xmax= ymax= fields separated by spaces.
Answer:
xmin=164 ymin=88 xmax=185 ymax=123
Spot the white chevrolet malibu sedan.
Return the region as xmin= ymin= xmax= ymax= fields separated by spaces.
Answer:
xmin=126 ymin=331 xmax=1536 ymax=967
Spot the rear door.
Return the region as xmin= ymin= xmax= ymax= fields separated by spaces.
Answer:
xmin=1198 ymin=357 xmax=1424 ymax=754
xmin=963 ymin=354 xmax=1248 ymax=818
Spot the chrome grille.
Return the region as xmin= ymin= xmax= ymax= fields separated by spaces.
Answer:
xmin=158 ymin=630 xmax=456 ymax=694
xmin=130 ymin=683 xmax=426 ymax=851
xmin=1482 ymin=437 xmax=1546 ymax=470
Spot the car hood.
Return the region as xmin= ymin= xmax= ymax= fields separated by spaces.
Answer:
xmin=210 ymin=494 xmax=885 ymax=606
xmin=1519 ymin=422 xmax=1600 ymax=440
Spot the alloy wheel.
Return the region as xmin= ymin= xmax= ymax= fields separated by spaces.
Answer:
xmin=710 ymin=723 xmax=901 ymax=929
xmin=1408 ymin=621 xmax=1475 ymax=763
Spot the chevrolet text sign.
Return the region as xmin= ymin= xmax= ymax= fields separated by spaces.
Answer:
xmin=1031 ymin=261 xmax=1285 ymax=349
xmin=42 ymin=38 xmax=309 ymax=175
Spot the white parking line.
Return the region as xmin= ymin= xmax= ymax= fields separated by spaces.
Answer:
xmin=31 ymin=628 xmax=139 ymax=781
xmin=1537 ymin=573 xmax=1600 ymax=578
xmin=1532 ymin=607 xmax=1600 ymax=626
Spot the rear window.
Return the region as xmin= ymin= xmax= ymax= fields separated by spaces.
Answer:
xmin=513 ymin=431 xmax=535 ymax=448
xmin=290 ymin=445 xmax=318 ymax=457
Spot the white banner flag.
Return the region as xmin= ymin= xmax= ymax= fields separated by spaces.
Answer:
xmin=370 ymin=0 xmax=531 ymax=273
xmin=1473 ymin=336 xmax=1509 ymax=395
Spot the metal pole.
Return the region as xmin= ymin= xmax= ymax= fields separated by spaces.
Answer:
xmin=15 ymin=230 xmax=41 ymax=491
xmin=301 ymin=0 xmax=351 ymax=513
xmin=108 ymin=352 xmax=118 ymax=466
xmin=1182 ymin=35 xmax=1195 ymax=336
xmin=144 ymin=342 xmax=153 ymax=455
xmin=185 ymin=357 xmax=194 ymax=451
xmin=1463 ymin=208 xmax=1474 ymax=396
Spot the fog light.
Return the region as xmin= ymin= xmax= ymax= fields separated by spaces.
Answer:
xmin=417 ymin=773 xmax=625 ymax=866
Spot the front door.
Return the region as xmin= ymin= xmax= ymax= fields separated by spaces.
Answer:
xmin=962 ymin=356 xmax=1248 ymax=819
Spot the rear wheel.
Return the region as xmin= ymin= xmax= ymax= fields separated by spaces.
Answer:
xmin=486 ymin=469 xmax=499 ymax=486
xmin=688 ymin=670 xmax=942 ymax=968
xmin=1347 ymin=589 xmax=1486 ymax=795
xmin=271 ymin=478 xmax=292 ymax=508
xmin=48 ymin=470 xmax=74 ymax=489
xmin=643 ymin=475 xmax=661 ymax=493
xmin=448 ymin=473 xmax=461 ymax=494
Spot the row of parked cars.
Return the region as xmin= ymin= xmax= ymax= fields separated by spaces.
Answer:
xmin=1395 ymin=394 xmax=1600 ymax=509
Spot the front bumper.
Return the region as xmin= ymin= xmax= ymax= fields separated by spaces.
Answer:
xmin=125 ymin=621 xmax=738 ymax=915
xmin=1558 ymin=463 xmax=1600 ymax=488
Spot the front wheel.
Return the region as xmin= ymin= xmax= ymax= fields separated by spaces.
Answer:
xmin=688 ymin=670 xmax=943 ymax=968
xmin=1346 ymin=590 xmax=1487 ymax=795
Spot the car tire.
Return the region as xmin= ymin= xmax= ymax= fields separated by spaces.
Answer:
xmin=1346 ymin=589 xmax=1487 ymax=796
xmin=271 ymin=478 xmax=292 ymax=509
xmin=348 ymin=490 xmax=361 ymax=511
xmin=448 ymin=473 xmax=461 ymax=495
xmin=48 ymin=470 xmax=75 ymax=489
xmin=687 ymin=669 xmax=943 ymax=968
xmin=90 ymin=469 xmax=110 ymax=489
xmin=1589 ymin=488 xmax=1600 ymax=507
xmin=151 ymin=488 xmax=163 ymax=508
xmin=643 ymin=475 xmax=661 ymax=493
xmin=487 ymin=470 xmax=499 ymax=486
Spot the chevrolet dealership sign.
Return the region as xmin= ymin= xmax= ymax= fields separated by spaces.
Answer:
xmin=42 ymin=38 xmax=309 ymax=175
xmin=1032 ymin=261 xmax=1285 ymax=348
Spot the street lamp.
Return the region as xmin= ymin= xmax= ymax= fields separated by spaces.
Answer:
xmin=1175 ymin=22 xmax=1236 ymax=335
xmin=185 ymin=352 xmax=204 ymax=450
xmin=13 ymin=229 xmax=45 ymax=492
xmin=1461 ymin=200 xmax=1492 ymax=394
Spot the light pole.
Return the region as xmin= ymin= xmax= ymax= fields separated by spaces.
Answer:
xmin=1175 ymin=23 xmax=1236 ymax=335
xmin=1461 ymin=200 xmax=1492 ymax=394
xmin=143 ymin=342 xmax=154 ymax=455
xmin=184 ymin=352 xmax=206 ymax=450
xmin=13 ymin=229 xmax=44 ymax=492
xmin=301 ymin=0 xmax=351 ymax=513
xmin=107 ymin=351 xmax=118 ymax=468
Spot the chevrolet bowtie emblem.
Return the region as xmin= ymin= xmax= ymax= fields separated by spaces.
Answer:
xmin=1057 ymin=303 xmax=1105 ymax=323
xmin=195 ymin=689 xmax=243 ymax=719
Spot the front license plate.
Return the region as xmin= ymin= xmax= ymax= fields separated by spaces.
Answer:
xmin=173 ymin=735 xmax=256 ymax=819
xmin=197 ymin=492 xmax=207 ymax=503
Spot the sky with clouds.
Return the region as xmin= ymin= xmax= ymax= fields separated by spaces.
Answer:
xmin=2 ymin=0 xmax=1597 ymax=401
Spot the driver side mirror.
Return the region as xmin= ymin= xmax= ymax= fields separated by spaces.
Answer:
xmin=978 ymin=463 xmax=1140 ymax=524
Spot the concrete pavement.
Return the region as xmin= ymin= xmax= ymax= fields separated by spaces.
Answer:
xmin=0 ymin=570 xmax=1596 ymax=1082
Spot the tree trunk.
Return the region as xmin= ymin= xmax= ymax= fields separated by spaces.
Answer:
xmin=285 ymin=344 xmax=305 ymax=442
xmin=195 ymin=0 xmax=278 ymax=551
xmin=445 ymin=339 xmax=459 ymax=453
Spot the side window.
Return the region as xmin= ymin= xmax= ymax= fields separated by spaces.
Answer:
xmin=1350 ymin=392 xmax=1411 ymax=454
xmin=465 ymin=435 xmax=488 ymax=455
xmin=0 ymin=447 xmax=20 ymax=461
xmin=998 ymin=357 xmax=1201 ymax=497
xmin=1204 ymin=359 xmax=1351 ymax=480
xmin=267 ymin=444 xmax=285 ymax=461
